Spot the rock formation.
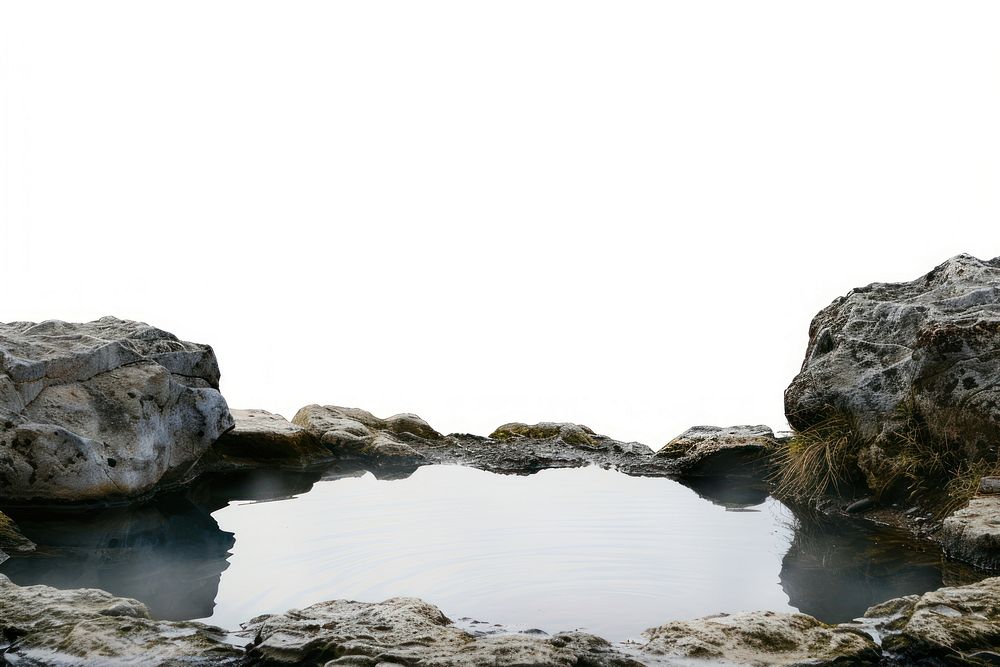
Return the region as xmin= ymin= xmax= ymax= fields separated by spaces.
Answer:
xmin=654 ymin=425 xmax=779 ymax=478
xmin=0 ymin=317 xmax=233 ymax=503
xmin=639 ymin=611 xmax=879 ymax=665
xmin=207 ymin=409 xmax=332 ymax=470
xmin=291 ymin=405 xmax=663 ymax=476
xmin=940 ymin=481 xmax=1000 ymax=570
xmin=0 ymin=574 xmax=241 ymax=665
xmin=784 ymin=254 xmax=1000 ymax=500
xmin=240 ymin=596 xmax=640 ymax=666
xmin=782 ymin=254 xmax=1000 ymax=570
xmin=865 ymin=576 xmax=1000 ymax=664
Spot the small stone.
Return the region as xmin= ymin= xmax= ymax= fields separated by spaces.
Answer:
xmin=845 ymin=497 xmax=876 ymax=514
xmin=980 ymin=477 xmax=1000 ymax=495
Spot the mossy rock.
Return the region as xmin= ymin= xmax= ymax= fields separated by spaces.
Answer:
xmin=490 ymin=422 xmax=597 ymax=447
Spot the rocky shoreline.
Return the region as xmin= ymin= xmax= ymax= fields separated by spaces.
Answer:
xmin=3 ymin=569 xmax=999 ymax=666
xmin=2 ymin=254 xmax=1000 ymax=665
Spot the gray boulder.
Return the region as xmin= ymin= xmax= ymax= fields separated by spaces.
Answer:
xmin=638 ymin=611 xmax=879 ymax=666
xmin=0 ymin=317 xmax=233 ymax=502
xmin=655 ymin=425 xmax=779 ymax=477
xmin=864 ymin=576 xmax=1000 ymax=664
xmin=784 ymin=254 xmax=1000 ymax=497
xmin=240 ymin=595 xmax=640 ymax=666
xmin=0 ymin=574 xmax=241 ymax=665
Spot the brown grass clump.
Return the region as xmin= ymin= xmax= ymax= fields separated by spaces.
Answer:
xmin=772 ymin=400 xmax=1000 ymax=516
xmin=771 ymin=412 xmax=866 ymax=503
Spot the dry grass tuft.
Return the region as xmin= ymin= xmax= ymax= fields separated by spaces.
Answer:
xmin=773 ymin=399 xmax=1000 ymax=515
xmin=771 ymin=412 xmax=865 ymax=503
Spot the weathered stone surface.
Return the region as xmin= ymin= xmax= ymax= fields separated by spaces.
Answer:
xmin=0 ymin=573 xmax=241 ymax=665
xmin=865 ymin=576 xmax=1000 ymax=664
xmin=240 ymin=595 xmax=640 ymax=666
xmin=785 ymin=254 xmax=1000 ymax=478
xmin=208 ymin=409 xmax=333 ymax=469
xmin=0 ymin=317 xmax=233 ymax=502
xmin=940 ymin=495 xmax=1000 ymax=570
xmin=655 ymin=425 xmax=778 ymax=477
xmin=638 ymin=611 xmax=879 ymax=666
xmin=292 ymin=405 xmax=664 ymax=476
xmin=0 ymin=509 xmax=35 ymax=559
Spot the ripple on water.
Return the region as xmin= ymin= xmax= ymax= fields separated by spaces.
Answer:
xmin=2 ymin=464 xmax=983 ymax=641
xmin=204 ymin=465 xmax=797 ymax=639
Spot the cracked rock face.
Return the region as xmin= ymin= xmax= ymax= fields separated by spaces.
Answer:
xmin=0 ymin=317 xmax=233 ymax=502
xmin=240 ymin=595 xmax=641 ymax=667
xmin=0 ymin=574 xmax=241 ymax=666
xmin=865 ymin=576 xmax=1000 ymax=664
xmin=784 ymin=254 xmax=1000 ymax=485
xmin=291 ymin=405 xmax=664 ymax=476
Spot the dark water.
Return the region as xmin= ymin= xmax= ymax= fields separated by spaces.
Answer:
xmin=0 ymin=465 xmax=985 ymax=641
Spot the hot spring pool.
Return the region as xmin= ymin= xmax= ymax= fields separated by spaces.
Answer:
xmin=0 ymin=464 xmax=980 ymax=641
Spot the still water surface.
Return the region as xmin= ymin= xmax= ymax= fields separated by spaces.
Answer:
xmin=209 ymin=465 xmax=793 ymax=639
xmin=0 ymin=465 xmax=978 ymax=641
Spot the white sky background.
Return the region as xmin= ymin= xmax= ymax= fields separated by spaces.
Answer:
xmin=1 ymin=2 xmax=998 ymax=447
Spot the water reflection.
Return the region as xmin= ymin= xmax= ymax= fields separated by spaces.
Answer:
xmin=0 ymin=465 xmax=989 ymax=638
xmin=0 ymin=498 xmax=233 ymax=620
xmin=681 ymin=476 xmax=770 ymax=508
xmin=778 ymin=515 xmax=985 ymax=623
